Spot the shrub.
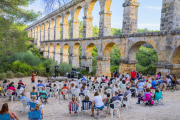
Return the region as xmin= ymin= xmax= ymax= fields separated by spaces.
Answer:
xmin=6 ymin=71 xmax=14 ymax=78
xmin=90 ymin=66 xmax=96 ymax=76
xmin=110 ymin=66 xmax=119 ymax=74
xmin=11 ymin=61 xmax=32 ymax=73
xmin=80 ymin=69 xmax=88 ymax=76
xmin=0 ymin=73 xmax=6 ymax=80
xmin=15 ymin=72 xmax=24 ymax=77
xmin=58 ymin=62 xmax=72 ymax=76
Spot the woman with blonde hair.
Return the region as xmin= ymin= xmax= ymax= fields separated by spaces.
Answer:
xmin=33 ymin=103 xmax=43 ymax=116
xmin=63 ymin=78 xmax=69 ymax=87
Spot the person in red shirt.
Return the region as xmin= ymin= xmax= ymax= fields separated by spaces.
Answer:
xmin=61 ymin=84 xmax=68 ymax=99
xmin=7 ymin=84 xmax=16 ymax=95
xmin=18 ymin=79 xmax=25 ymax=86
xmin=130 ymin=69 xmax=136 ymax=81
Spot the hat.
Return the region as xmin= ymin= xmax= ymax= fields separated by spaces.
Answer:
xmin=19 ymin=79 xmax=22 ymax=81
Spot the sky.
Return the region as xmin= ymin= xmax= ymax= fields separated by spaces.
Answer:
xmin=26 ymin=0 xmax=162 ymax=30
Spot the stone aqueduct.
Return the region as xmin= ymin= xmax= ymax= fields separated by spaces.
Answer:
xmin=25 ymin=0 xmax=180 ymax=77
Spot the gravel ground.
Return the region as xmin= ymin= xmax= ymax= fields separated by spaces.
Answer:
xmin=0 ymin=76 xmax=180 ymax=120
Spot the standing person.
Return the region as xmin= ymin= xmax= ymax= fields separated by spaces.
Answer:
xmin=130 ymin=69 xmax=136 ymax=81
xmin=54 ymin=63 xmax=59 ymax=78
xmin=113 ymin=69 xmax=117 ymax=78
xmin=31 ymin=71 xmax=37 ymax=83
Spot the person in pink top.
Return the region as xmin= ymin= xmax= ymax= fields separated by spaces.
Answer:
xmin=125 ymin=77 xmax=129 ymax=83
xmin=7 ymin=84 xmax=16 ymax=95
xmin=104 ymin=76 xmax=109 ymax=82
xmin=130 ymin=69 xmax=136 ymax=81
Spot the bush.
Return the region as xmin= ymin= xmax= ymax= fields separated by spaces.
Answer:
xmin=110 ymin=66 xmax=119 ymax=74
xmin=80 ymin=69 xmax=88 ymax=76
xmin=90 ymin=66 xmax=96 ymax=76
xmin=11 ymin=61 xmax=32 ymax=73
xmin=6 ymin=71 xmax=14 ymax=78
xmin=0 ymin=73 xmax=6 ymax=80
xmin=15 ymin=72 xmax=24 ymax=77
xmin=58 ymin=62 xmax=72 ymax=76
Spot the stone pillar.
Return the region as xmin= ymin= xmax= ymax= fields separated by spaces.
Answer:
xmin=71 ymin=20 xmax=79 ymax=39
xmin=55 ymin=52 xmax=61 ymax=64
xmin=70 ymin=54 xmax=79 ymax=67
xmin=83 ymin=16 xmax=93 ymax=38
xmin=45 ymin=29 xmax=48 ymax=40
xmin=160 ymin=0 xmax=180 ymax=31
xmin=81 ymin=56 xmax=93 ymax=71
xmin=96 ymin=57 xmax=111 ymax=77
xmin=99 ymin=11 xmax=112 ymax=37
xmin=55 ymin=26 xmax=60 ymax=40
xmin=35 ymin=31 xmax=38 ymax=46
xmin=118 ymin=59 xmax=137 ymax=74
xmin=61 ymin=23 xmax=69 ymax=39
xmin=49 ymin=27 xmax=54 ymax=40
xmin=122 ymin=0 xmax=139 ymax=34
xmin=37 ymin=31 xmax=40 ymax=47
xmin=155 ymin=62 xmax=173 ymax=76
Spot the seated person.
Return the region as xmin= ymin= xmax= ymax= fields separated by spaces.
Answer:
xmin=81 ymin=96 xmax=92 ymax=110
xmin=10 ymin=82 xmax=15 ymax=88
xmin=38 ymin=81 xmax=45 ymax=88
xmin=110 ymin=91 xmax=121 ymax=113
xmin=37 ymin=80 xmax=41 ymax=86
xmin=83 ymin=83 xmax=88 ymax=90
xmin=7 ymin=84 xmax=16 ymax=96
xmin=118 ymin=89 xmax=123 ymax=96
xmin=20 ymin=93 xmax=30 ymax=102
xmin=91 ymin=92 xmax=104 ymax=117
xmin=39 ymin=87 xmax=50 ymax=103
xmin=0 ymin=84 xmax=5 ymax=96
xmin=104 ymin=76 xmax=109 ymax=83
xmin=68 ymin=96 xmax=79 ymax=113
xmin=153 ymin=89 xmax=162 ymax=100
xmin=80 ymin=86 xmax=85 ymax=96
xmin=103 ymin=93 xmax=111 ymax=112
xmin=145 ymin=81 xmax=152 ymax=88
xmin=81 ymin=76 xmax=87 ymax=84
xmin=136 ymin=79 xmax=144 ymax=93
xmin=32 ymin=103 xmax=43 ymax=118
xmin=123 ymin=86 xmax=131 ymax=101
xmin=61 ymin=84 xmax=68 ymax=99
xmin=18 ymin=79 xmax=25 ymax=87
xmin=30 ymin=96 xmax=41 ymax=104
xmin=0 ymin=103 xmax=19 ymax=120
xmin=125 ymin=77 xmax=129 ymax=83
xmin=17 ymin=84 xmax=24 ymax=94
xmin=45 ymin=80 xmax=50 ymax=87
xmin=104 ymin=82 xmax=112 ymax=95
xmin=69 ymin=79 xmax=76 ymax=87
xmin=46 ymin=83 xmax=52 ymax=92
xmin=31 ymin=86 xmax=38 ymax=99
xmin=70 ymin=83 xmax=75 ymax=90
xmin=136 ymin=88 xmax=151 ymax=104
xmin=151 ymin=77 xmax=158 ymax=89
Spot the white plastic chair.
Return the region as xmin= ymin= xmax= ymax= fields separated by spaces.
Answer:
xmin=83 ymin=90 xmax=89 ymax=99
xmin=73 ymin=91 xmax=81 ymax=103
xmin=6 ymin=90 xmax=14 ymax=102
xmin=123 ymin=94 xmax=131 ymax=109
xmin=52 ymin=87 xmax=58 ymax=97
xmin=88 ymin=82 xmax=93 ymax=90
xmin=61 ymin=89 xmax=69 ymax=100
xmin=69 ymin=103 xmax=79 ymax=117
xmin=104 ymin=89 xmax=112 ymax=98
xmin=109 ymin=100 xmax=122 ymax=118
xmin=20 ymin=99 xmax=30 ymax=114
xmin=120 ymin=84 xmax=126 ymax=93
xmin=94 ymin=83 xmax=99 ymax=92
xmin=37 ymin=86 xmax=43 ymax=94
xmin=112 ymin=88 xmax=117 ymax=96
xmin=16 ymin=89 xmax=22 ymax=101
xmin=100 ymin=83 xmax=106 ymax=93
xmin=45 ymin=87 xmax=51 ymax=97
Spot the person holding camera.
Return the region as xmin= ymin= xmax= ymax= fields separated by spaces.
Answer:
xmin=54 ymin=63 xmax=59 ymax=78
xmin=31 ymin=71 xmax=37 ymax=83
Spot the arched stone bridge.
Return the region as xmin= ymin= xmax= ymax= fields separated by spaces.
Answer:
xmin=25 ymin=0 xmax=180 ymax=76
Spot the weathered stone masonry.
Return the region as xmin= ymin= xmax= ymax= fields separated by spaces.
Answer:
xmin=25 ymin=0 xmax=180 ymax=77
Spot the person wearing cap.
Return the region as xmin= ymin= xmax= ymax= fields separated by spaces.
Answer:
xmin=110 ymin=91 xmax=121 ymax=109
xmin=18 ymin=79 xmax=25 ymax=86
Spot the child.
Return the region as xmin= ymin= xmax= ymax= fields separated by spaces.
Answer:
xmin=61 ymin=84 xmax=68 ymax=99
xmin=0 ymin=84 xmax=5 ymax=96
xmin=103 ymin=93 xmax=111 ymax=113
xmin=68 ymin=96 xmax=79 ymax=113
xmin=81 ymin=96 xmax=92 ymax=111
xmin=118 ymin=89 xmax=123 ymax=96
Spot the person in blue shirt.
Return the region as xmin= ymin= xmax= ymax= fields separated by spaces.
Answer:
xmin=136 ymin=80 xmax=144 ymax=92
xmin=38 ymin=81 xmax=45 ymax=87
xmin=81 ymin=76 xmax=87 ymax=84
xmin=142 ymin=77 xmax=146 ymax=82
xmin=151 ymin=78 xmax=157 ymax=89
xmin=54 ymin=63 xmax=59 ymax=78
xmin=20 ymin=93 xmax=30 ymax=103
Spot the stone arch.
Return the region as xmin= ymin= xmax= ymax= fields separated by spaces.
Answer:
xmin=103 ymin=42 xmax=120 ymax=58
xmin=32 ymin=27 xmax=35 ymax=38
xmin=41 ymin=23 xmax=45 ymax=41
xmin=41 ymin=44 xmax=43 ymax=51
xmin=37 ymin=25 xmax=40 ymax=47
xmin=55 ymin=43 xmax=61 ymax=63
xmin=128 ymin=41 xmax=158 ymax=61
xmin=49 ymin=43 xmax=54 ymax=59
xmin=56 ymin=15 xmax=61 ymax=26
xmin=74 ymin=6 xmax=83 ymax=21
xmin=62 ymin=43 xmax=70 ymax=63
xmin=71 ymin=43 xmax=81 ymax=67
xmin=45 ymin=21 xmax=49 ymax=40
xmin=86 ymin=43 xmax=97 ymax=56
xmin=105 ymin=0 xmax=112 ymax=11
xmin=64 ymin=11 xmax=71 ymax=23
xmin=35 ymin=26 xmax=38 ymax=43
xmin=87 ymin=0 xmax=99 ymax=16
xmin=171 ymin=46 xmax=180 ymax=64
xmin=45 ymin=43 xmax=48 ymax=58
xmin=74 ymin=43 xmax=81 ymax=55
xmin=50 ymin=18 xmax=55 ymax=40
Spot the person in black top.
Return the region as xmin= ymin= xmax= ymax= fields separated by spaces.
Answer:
xmin=54 ymin=63 xmax=59 ymax=78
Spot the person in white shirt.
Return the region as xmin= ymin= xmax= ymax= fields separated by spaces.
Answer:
xmin=91 ymin=91 xmax=104 ymax=117
xmin=125 ymin=73 xmax=130 ymax=79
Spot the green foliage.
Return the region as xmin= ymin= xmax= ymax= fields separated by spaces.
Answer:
xmin=110 ymin=66 xmax=119 ymax=74
xmin=11 ymin=61 xmax=32 ymax=74
xmin=15 ymin=72 xmax=25 ymax=78
xmin=0 ymin=73 xmax=7 ymax=80
xmin=6 ymin=71 xmax=14 ymax=78
xmin=92 ymin=25 xmax=99 ymax=37
xmin=58 ymin=62 xmax=72 ymax=76
xmin=80 ymin=69 xmax=88 ymax=76
xmin=90 ymin=66 xmax=96 ymax=76
xmin=110 ymin=45 xmax=121 ymax=67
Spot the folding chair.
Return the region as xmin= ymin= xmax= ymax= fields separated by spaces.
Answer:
xmin=37 ymin=86 xmax=43 ymax=94
xmin=120 ymin=84 xmax=126 ymax=93
xmin=52 ymin=87 xmax=58 ymax=98
xmin=109 ymin=100 xmax=122 ymax=118
xmin=94 ymin=105 xmax=105 ymax=119
xmin=6 ymin=89 xmax=14 ymax=102
xmin=153 ymin=92 xmax=163 ymax=105
xmin=28 ymin=109 xmax=42 ymax=120
xmin=29 ymin=102 xmax=37 ymax=111
xmin=140 ymin=93 xmax=152 ymax=106
xmin=0 ymin=113 xmax=10 ymax=120
xmin=20 ymin=99 xmax=30 ymax=114
xmin=69 ymin=103 xmax=79 ymax=117
xmin=82 ymin=102 xmax=91 ymax=115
